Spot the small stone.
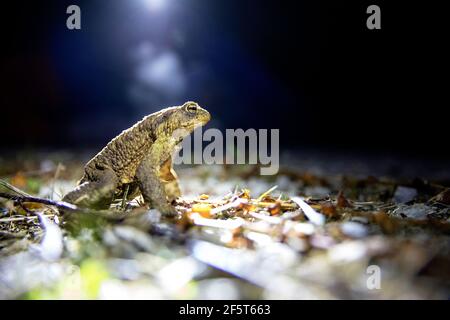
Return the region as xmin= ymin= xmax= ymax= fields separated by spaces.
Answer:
xmin=393 ymin=186 xmax=417 ymax=203
xmin=396 ymin=204 xmax=432 ymax=220
xmin=340 ymin=221 xmax=368 ymax=238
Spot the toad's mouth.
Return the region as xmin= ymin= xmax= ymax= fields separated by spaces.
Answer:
xmin=181 ymin=120 xmax=208 ymax=132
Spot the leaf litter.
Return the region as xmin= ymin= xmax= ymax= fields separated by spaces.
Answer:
xmin=0 ymin=155 xmax=449 ymax=299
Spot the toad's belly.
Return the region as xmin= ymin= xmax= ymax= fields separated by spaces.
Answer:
xmin=115 ymin=162 xmax=140 ymax=185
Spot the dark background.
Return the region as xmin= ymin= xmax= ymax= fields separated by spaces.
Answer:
xmin=1 ymin=1 xmax=448 ymax=159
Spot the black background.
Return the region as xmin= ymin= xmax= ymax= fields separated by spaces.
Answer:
xmin=1 ymin=1 xmax=448 ymax=160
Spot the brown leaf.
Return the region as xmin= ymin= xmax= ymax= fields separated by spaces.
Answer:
xmin=320 ymin=203 xmax=338 ymax=218
xmin=191 ymin=203 xmax=212 ymax=218
xmin=337 ymin=191 xmax=351 ymax=208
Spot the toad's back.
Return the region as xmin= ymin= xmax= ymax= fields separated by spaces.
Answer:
xmin=82 ymin=114 xmax=156 ymax=185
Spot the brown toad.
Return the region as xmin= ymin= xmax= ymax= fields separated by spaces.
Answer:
xmin=62 ymin=101 xmax=210 ymax=216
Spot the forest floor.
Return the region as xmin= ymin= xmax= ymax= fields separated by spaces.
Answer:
xmin=0 ymin=151 xmax=449 ymax=299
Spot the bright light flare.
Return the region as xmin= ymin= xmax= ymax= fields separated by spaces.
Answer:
xmin=143 ymin=0 xmax=167 ymax=11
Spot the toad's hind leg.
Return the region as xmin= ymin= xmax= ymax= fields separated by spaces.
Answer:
xmin=62 ymin=168 xmax=119 ymax=210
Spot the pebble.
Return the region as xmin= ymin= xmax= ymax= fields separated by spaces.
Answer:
xmin=340 ymin=221 xmax=368 ymax=238
xmin=393 ymin=186 xmax=417 ymax=203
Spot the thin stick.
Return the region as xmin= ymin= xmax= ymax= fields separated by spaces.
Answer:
xmin=50 ymin=163 xmax=64 ymax=200
xmin=0 ymin=192 xmax=131 ymax=220
xmin=0 ymin=179 xmax=32 ymax=197
xmin=121 ymin=184 xmax=130 ymax=210
xmin=257 ymin=185 xmax=278 ymax=201
xmin=0 ymin=230 xmax=27 ymax=238
xmin=0 ymin=215 xmax=54 ymax=223
xmin=0 ymin=192 xmax=79 ymax=211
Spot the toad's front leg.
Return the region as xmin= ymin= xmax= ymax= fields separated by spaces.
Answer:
xmin=136 ymin=151 xmax=178 ymax=216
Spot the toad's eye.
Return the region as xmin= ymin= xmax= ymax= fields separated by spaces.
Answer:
xmin=186 ymin=104 xmax=198 ymax=113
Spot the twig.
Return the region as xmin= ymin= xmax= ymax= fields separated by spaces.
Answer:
xmin=257 ymin=185 xmax=278 ymax=201
xmin=0 ymin=191 xmax=79 ymax=211
xmin=50 ymin=163 xmax=64 ymax=200
xmin=0 ymin=230 xmax=27 ymax=238
xmin=0 ymin=191 xmax=132 ymax=220
xmin=0 ymin=215 xmax=54 ymax=223
xmin=0 ymin=179 xmax=32 ymax=197
xmin=121 ymin=184 xmax=130 ymax=210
